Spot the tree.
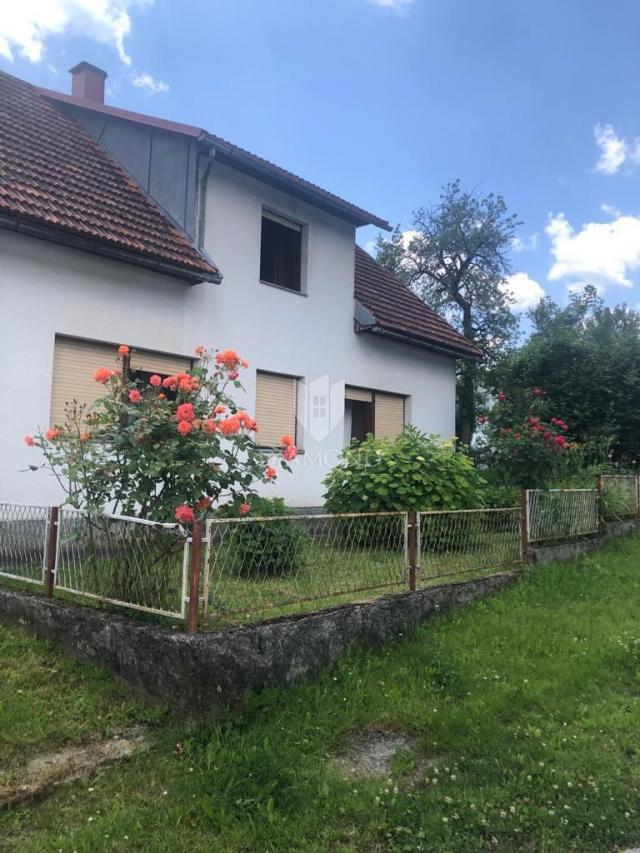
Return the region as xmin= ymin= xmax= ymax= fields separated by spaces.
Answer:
xmin=492 ymin=287 xmax=640 ymax=466
xmin=375 ymin=180 xmax=520 ymax=446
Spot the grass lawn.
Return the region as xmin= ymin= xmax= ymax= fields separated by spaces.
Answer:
xmin=2 ymin=534 xmax=640 ymax=851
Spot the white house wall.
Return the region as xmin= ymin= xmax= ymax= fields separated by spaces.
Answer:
xmin=2 ymin=163 xmax=457 ymax=509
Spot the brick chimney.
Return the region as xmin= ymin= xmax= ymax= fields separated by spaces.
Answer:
xmin=69 ymin=61 xmax=107 ymax=104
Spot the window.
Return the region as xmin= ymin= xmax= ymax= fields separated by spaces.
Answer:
xmin=259 ymin=210 xmax=302 ymax=292
xmin=345 ymin=386 xmax=405 ymax=444
xmin=50 ymin=336 xmax=192 ymax=426
xmin=255 ymin=371 xmax=298 ymax=447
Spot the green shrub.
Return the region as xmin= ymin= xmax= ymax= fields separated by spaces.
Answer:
xmin=323 ymin=427 xmax=487 ymax=513
xmin=216 ymin=497 xmax=307 ymax=578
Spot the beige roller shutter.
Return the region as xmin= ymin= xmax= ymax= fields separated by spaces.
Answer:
xmin=345 ymin=386 xmax=373 ymax=403
xmin=50 ymin=337 xmax=191 ymax=427
xmin=374 ymin=393 xmax=405 ymax=440
xmin=255 ymin=371 xmax=297 ymax=447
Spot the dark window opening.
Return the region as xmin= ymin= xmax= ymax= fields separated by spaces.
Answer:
xmin=350 ymin=399 xmax=374 ymax=444
xmin=260 ymin=215 xmax=302 ymax=291
xmin=129 ymin=368 xmax=177 ymax=402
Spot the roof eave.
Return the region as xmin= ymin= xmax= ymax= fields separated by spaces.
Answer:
xmin=0 ymin=212 xmax=221 ymax=285
xmin=203 ymin=133 xmax=391 ymax=231
xmin=355 ymin=321 xmax=482 ymax=360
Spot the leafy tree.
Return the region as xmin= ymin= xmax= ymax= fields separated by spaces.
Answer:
xmin=375 ymin=180 xmax=520 ymax=446
xmin=492 ymin=287 xmax=640 ymax=466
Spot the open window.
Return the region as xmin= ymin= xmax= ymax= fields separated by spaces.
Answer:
xmin=259 ymin=210 xmax=303 ymax=292
xmin=345 ymin=386 xmax=406 ymax=445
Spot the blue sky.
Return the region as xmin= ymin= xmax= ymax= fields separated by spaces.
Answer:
xmin=2 ymin=0 xmax=640 ymax=317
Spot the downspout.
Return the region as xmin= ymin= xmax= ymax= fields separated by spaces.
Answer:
xmin=197 ymin=146 xmax=216 ymax=249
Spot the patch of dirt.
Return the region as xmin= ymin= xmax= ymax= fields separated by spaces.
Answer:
xmin=0 ymin=728 xmax=148 ymax=809
xmin=330 ymin=730 xmax=431 ymax=780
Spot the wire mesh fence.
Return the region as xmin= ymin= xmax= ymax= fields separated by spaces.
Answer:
xmin=0 ymin=502 xmax=49 ymax=585
xmin=1 ymin=477 xmax=639 ymax=629
xmin=600 ymin=475 xmax=638 ymax=521
xmin=419 ymin=508 xmax=521 ymax=582
xmin=55 ymin=510 xmax=189 ymax=618
xmin=204 ymin=512 xmax=407 ymax=619
xmin=527 ymin=489 xmax=599 ymax=544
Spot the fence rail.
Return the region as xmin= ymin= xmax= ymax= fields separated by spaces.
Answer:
xmin=1 ymin=475 xmax=639 ymax=630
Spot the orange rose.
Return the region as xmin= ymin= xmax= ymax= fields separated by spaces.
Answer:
xmin=280 ymin=434 xmax=294 ymax=447
xmin=44 ymin=428 xmax=60 ymax=441
xmin=93 ymin=367 xmax=113 ymax=384
xmin=149 ymin=374 xmax=162 ymax=387
xmin=118 ymin=344 xmax=130 ymax=356
xmin=24 ymin=435 xmax=35 ymax=447
xmin=239 ymin=502 xmax=251 ymax=516
xmin=264 ymin=466 xmax=277 ymax=480
xmin=219 ymin=415 xmax=241 ymax=435
xmin=177 ymin=421 xmax=192 ymax=436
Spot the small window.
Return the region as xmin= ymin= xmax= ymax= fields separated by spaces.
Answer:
xmin=255 ymin=371 xmax=298 ymax=447
xmin=259 ymin=211 xmax=302 ymax=292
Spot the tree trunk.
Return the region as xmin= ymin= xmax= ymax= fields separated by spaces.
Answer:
xmin=456 ymin=304 xmax=475 ymax=447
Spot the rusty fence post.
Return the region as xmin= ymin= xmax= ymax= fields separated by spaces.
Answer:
xmin=186 ymin=518 xmax=202 ymax=635
xmin=45 ymin=506 xmax=59 ymax=599
xmin=407 ymin=510 xmax=418 ymax=592
xmin=520 ymin=489 xmax=529 ymax=564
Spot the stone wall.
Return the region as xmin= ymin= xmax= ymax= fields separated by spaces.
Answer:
xmin=0 ymin=572 xmax=517 ymax=716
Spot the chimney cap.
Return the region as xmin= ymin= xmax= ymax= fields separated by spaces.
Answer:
xmin=69 ymin=61 xmax=108 ymax=79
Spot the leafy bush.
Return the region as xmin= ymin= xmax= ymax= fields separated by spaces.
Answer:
xmin=216 ymin=497 xmax=307 ymax=578
xmin=323 ymin=427 xmax=487 ymax=513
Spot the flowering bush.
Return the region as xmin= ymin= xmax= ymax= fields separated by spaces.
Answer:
xmin=478 ymin=387 xmax=572 ymax=489
xmin=25 ymin=345 xmax=297 ymax=523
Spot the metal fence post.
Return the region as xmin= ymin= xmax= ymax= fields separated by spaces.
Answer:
xmin=407 ymin=510 xmax=418 ymax=592
xmin=519 ymin=489 xmax=530 ymax=564
xmin=45 ymin=506 xmax=59 ymax=599
xmin=186 ymin=518 xmax=202 ymax=635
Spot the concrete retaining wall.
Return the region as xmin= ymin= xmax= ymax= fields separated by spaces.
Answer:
xmin=0 ymin=572 xmax=517 ymax=716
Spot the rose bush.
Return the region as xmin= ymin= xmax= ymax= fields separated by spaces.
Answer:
xmin=25 ymin=345 xmax=297 ymax=524
xmin=477 ymin=387 xmax=572 ymax=489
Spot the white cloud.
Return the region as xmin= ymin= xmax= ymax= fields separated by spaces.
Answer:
xmin=132 ymin=71 xmax=168 ymax=94
xmin=546 ymin=212 xmax=640 ymax=288
xmin=512 ymin=233 xmax=539 ymax=252
xmin=367 ymin=0 xmax=415 ymax=14
xmin=600 ymin=203 xmax=622 ymax=218
xmin=0 ymin=1 xmax=152 ymax=66
xmin=501 ymin=272 xmax=546 ymax=312
xmin=594 ymin=124 xmax=627 ymax=175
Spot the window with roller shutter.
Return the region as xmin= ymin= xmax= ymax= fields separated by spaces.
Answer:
xmin=49 ymin=336 xmax=192 ymax=427
xmin=344 ymin=385 xmax=405 ymax=443
xmin=255 ymin=371 xmax=298 ymax=448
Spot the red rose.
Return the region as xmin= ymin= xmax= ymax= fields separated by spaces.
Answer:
xmin=128 ymin=389 xmax=141 ymax=403
xmin=283 ymin=445 xmax=297 ymax=461
xmin=174 ymin=505 xmax=195 ymax=525
xmin=149 ymin=374 xmax=162 ymax=387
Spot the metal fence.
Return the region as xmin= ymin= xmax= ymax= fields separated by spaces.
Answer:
xmin=204 ymin=512 xmax=406 ymax=619
xmin=600 ymin=475 xmax=639 ymax=521
xmin=419 ymin=508 xmax=521 ymax=580
xmin=0 ymin=502 xmax=49 ymax=585
xmin=55 ymin=510 xmax=190 ymax=618
xmin=526 ymin=489 xmax=599 ymax=544
xmin=1 ymin=477 xmax=639 ymax=630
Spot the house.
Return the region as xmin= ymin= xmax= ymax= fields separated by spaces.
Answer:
xmin=0 ymin=63 xmax=480 ymax=509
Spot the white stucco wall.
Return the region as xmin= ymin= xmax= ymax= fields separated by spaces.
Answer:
xmin=1 ymin=165 xmax=456 ymax=509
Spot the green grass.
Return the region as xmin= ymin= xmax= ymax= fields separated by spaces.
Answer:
xmin=0 ymin=628 xmax=163 ymax=771
xmin=3 ymin=534 xmax=640 ymax=850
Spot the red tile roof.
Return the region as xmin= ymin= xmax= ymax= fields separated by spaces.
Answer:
xmin=354 ymin=246 xmax=482 ymax=359
xmin=38 ymin=86 xmax=391 ymax=231
xmin=0 ymin=70 xmax=218 ymax=282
